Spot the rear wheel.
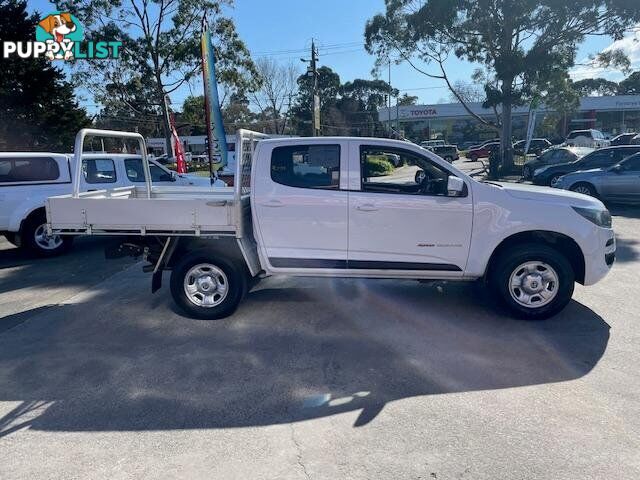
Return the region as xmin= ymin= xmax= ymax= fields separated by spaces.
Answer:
xmin=570 ymin=182 xmax=597 ymax=197
xmin=170 ymin=253 xmax=247 ymax=320
xmin=489 ymin=243 xmax=575 ymax=320
xmin=522 ymin=165 xmax=531 ymax=179
xmin=469 ymin=153 xmax=478 ymax=162
xmin=21 ymin=212 xmax=73 ymax=257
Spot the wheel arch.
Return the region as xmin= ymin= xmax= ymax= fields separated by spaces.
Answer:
xmin=16 ymin=206 xmax=47 ymax=234
xmin=569 ymin=181 xmax=599 ymax=197
xmin=486 ymin=230 xmax=586 ymax=284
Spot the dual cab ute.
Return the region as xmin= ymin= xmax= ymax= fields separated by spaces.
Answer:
xmin=0 ymin=152 xmax=219 ymax=256
xmin=47 ymin=129 xmax=616 ymax=320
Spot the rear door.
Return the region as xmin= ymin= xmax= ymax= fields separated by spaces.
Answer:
xmin=79 ymin=157 xmax=119 ymax=191
xmin=347 ymin=141 xmax=473 ymax=275
xmin=253 ymin=140 xmax=349 ymax=271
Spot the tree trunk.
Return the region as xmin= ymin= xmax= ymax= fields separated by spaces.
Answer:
xmin=501 ymin=100 xmax=514 ymax=173
xmin=160 ymin=93 xmax=173 ymax=158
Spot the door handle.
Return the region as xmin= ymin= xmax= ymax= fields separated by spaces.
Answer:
xmin=356 ymin=203 xmax=378 ymax=212
xmin=260 ymin=200 xmax=284 ymax=208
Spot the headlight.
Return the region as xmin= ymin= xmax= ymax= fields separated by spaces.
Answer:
xmin=572 ymin=206 xmax=612 ymax=228
xmin=533 ymin=166 xmax=549 ymax=176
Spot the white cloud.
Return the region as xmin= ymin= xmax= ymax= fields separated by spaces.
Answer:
xmin=570 ymin=25 xmax=640 ymax=81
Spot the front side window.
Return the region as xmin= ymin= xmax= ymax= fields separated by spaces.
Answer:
xmin=271 ymin=144 xmax=340 ymax=189
xmin=620 ymin=155 xmax=640 ymax=172
xmin=0 ymin=157 xmax=60 ymax=183
xmin=125 ymin=159 xmax=172 ymax=182
xmin=613 ymin=148 xmax=640 ymax=164
xmin=82 ymin=158 xmax=116 ymax=184
xmin=360 ymin=147 xmax=452 ymax=196
xmin=581 ymin=150 xmax=614 ymax=169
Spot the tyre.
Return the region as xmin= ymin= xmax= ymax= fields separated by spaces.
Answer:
xmin=21 ymin=211 xmax=73 ymax=257
xmin=522 ymin=166 xmax=531 ymax=180
xmin=444 ymin=155 xmax=453 ymax=163
xmin=170 ymin=252 xmax=247 ymax=320
xmin=570 ymin=182 xmax=597 ymax=197
xmin=469 ymin=153 xmax=478 ymax=162
xmin=489 ymin=243 xmax=575 ymax=320
xmin=549 ymin=174 xmax=563 ymax=186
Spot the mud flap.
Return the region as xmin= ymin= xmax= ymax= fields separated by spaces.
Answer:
xmin=151 ymin=237 xmax=179 ymax=293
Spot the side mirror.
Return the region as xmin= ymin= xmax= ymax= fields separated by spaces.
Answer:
xmin=611 ymin=164 xmax=622 ymax=174
xmin=447 ymin=176 xmax=465 ymax=197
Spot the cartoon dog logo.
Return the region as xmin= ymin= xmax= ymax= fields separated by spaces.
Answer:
xmin=37 ymin=13 xmax=80 ymax=60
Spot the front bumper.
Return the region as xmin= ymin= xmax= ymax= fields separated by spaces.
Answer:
xmin=583 ymin=228 xmax=616 ymax=286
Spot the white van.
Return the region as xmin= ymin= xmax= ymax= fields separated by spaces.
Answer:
xmin=0 ymin=153 xmax=221 ymax=256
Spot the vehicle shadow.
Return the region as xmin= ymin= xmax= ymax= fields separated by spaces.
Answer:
xmin=610 ymin=205 xmax=640 ymax=219
xmin=0 ymin=275 xmax=610 ymax=436
xmin=0 ymin=237 xmax=134 ymax=294
xmin=614 ymin=237 xmax=640 ymax=263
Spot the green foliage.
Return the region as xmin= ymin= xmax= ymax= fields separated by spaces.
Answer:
xmin=290 ymin=67 xmax=392 ymax=136
xmin=56 ymin=0 xmax=258 ymax=146
xmin=618 ymin=72 xmax=640 ymax=95
xmin=365 ymin=156 xmax=395 ymax=176
xmin=0 ymin=0 xmax=90 ymax=150
xmin=365 ymin=0 xmax=640 ymax=172
xmin=398 ymin=93 xmax=418 ymax=106
xmin=572 ymin=78 xmax=620 ymax=96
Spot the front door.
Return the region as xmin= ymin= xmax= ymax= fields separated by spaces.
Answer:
xmin=253 ymin=141 xmax=349 ymax=270
xmin=600 ymin=155 xmax=640 ymax=203
xmin=347 ymin=143 xmax=473 ymax=275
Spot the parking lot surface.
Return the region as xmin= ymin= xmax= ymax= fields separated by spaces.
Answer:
xmin=0 ymin=210 xmax=639 ymax=479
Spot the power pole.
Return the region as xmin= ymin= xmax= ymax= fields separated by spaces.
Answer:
xmin=301 ymin=40 xmax=320 ymax=136
xmin=311 ymin=40 xmax=320 ymax=136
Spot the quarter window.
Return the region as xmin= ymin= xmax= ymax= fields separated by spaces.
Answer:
xmin=360 ymin=147 xmax=452 ymax=196
xmin=82 ymin=158 xmax=117 ymax=184
xmin=271 ymin=145 xmax=340 ymax=189
xmin=0 ymin=157 xmax=60 ymax=183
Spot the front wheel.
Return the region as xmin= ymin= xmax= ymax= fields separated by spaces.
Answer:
xmin=570 ymin=182 xmax=597 ymax=197
xmin=522 ymin=166 xmax=531 ymax=179
xmin=170 ymin=253 xmax=247 ymax=320
xmin=489 ymin=244 xmax=575 ymax=320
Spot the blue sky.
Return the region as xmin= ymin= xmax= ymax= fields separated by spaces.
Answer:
xmin=27 ymin=0 xmax=634 ymax=112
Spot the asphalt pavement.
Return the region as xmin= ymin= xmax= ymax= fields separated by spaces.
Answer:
xmin=0 ymin=210 xmax=639 ymax=479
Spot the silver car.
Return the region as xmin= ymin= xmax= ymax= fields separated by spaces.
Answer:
xmin=553 ymin=152 xmax=640 ymax=204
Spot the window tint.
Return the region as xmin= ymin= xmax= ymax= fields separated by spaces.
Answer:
xmin=620 ymin=155 xmax=640 ymax=172
xmin=613 ymin=148 xmax=640 ymax=163
xmin=581 ymin=150 xmax=615 ymax=168
xmin=82 ymin=158 xmax=116 ymax=184
xmin=360 ymin=147 xmax=452 ymax=196
xmin=271 ymin=145 xmax=340 ymax=189
xmin=125 ymin=159 xmax=172 ymax=182
xmin=0 ymin=157 xmax=60 ymax=183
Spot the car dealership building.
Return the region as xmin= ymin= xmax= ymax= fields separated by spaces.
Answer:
xmin=378 ymin=95 xmax=640 ymax=145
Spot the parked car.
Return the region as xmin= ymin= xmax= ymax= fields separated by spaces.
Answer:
xmin=430 ymin=145 xmax=459 ymax=163
xmin=522 ymin=146 xmax=593 ymax=180
xmin=532 ymin=145 xmax=640 ymax=186
xmin=565 ymin=129 xmax=610 ymax=148
xmin=609 ymin=132 xmax=638 ymax=146
xmin=48 ymin=128 xmax=616 ymax=320
xmin=513 ymin=138 xmax=552 ymax=156
xmin=420 ymin=140 xmax=445 ymax=149
xmin=0 ymin=153 xmax=222 ymax=256
xmin=553 ymin=152 xmax=640 ymax=204
xmin=467 ymin=141 xmax=500 ymax=161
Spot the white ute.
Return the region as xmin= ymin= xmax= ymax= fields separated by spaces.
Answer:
xmin=0 ymin=151 xmax=219 ymax=256
xmin=47 ymin=129 xmax=616 ymax=320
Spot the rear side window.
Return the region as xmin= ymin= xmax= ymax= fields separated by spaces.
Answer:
xmin=271 ymin=145 xmax=340 ymax=189
xmin=0 ymin=157 xmax=60 ymax=183
xmin=620 ymin=155 xmax=640 ymax=171
xmin=82 ymin=158 xmax=117 ymax=184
